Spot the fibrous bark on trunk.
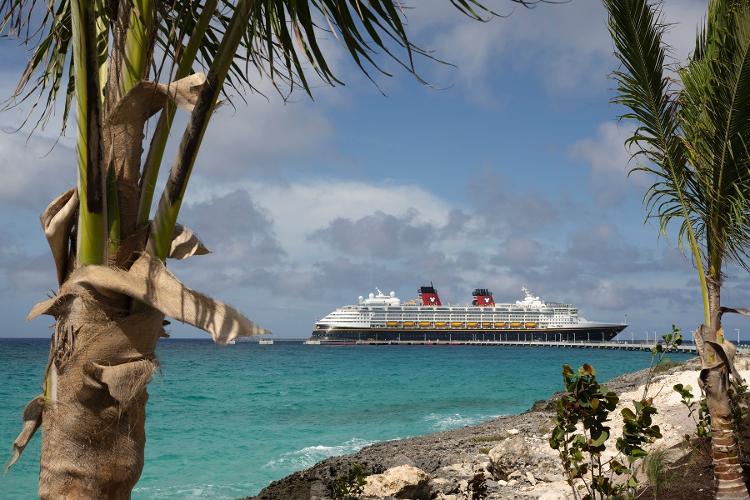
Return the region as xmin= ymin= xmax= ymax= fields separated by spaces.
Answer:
xmin=12 ymin=252 xmax=266 ymax=497
xmin=38 ymin=298 xmax=162 ymax=499
xmin=695 ymin=294 xmax=750 ymax=499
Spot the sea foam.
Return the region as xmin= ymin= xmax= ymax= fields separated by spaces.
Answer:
xmin=423 ymin=412 xmax=500 ymax=431
xmin=264 ymin=437 xmax=375 ymax=470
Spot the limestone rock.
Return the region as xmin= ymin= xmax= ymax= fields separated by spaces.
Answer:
xmin=477 ymin=460 xmax=492 ymax=473
xmin=488 ymin=434 xmax=563 ymax=484
xmin=438 ymin=461 xmax=476 ymax=479
xmin=489 ymin=436 xmax=530 ymax=473
xmin=387 ymin=453 xmax=416 ymax=468
xmin=485 ymin=479 xmax=500 ymax=489
xmin=534 ymin=481 xmax=575 ymax=500
xmin=428 ymin=476 xmax=459 ymax=496
xmin=362 ymin=465 xmax=430 ymax=499
xmin=526 ymin=471 xmax=537 ymax=485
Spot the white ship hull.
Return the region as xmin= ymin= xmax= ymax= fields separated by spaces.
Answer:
xmin=311 ymin=287 xmax=626 ymax=343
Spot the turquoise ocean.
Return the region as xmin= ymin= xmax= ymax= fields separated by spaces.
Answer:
xmin=0 ymin=339 xmax=690 ymax=499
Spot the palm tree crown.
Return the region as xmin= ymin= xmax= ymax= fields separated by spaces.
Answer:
xmin=605 ymin=1 xmax=750 ymax=497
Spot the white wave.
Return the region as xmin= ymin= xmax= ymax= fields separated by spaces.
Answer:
xmin=265 ymin=437 xmax=374 ymax=470
xmin=424 ymin=413 xmax=499 ymax=431
xmin=133 ymin=481 xmax=251 ymax=500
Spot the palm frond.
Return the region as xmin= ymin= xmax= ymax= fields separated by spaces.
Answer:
xmin=70 ymin=0 xmax=106 ymax=265
xmin=2 ymin=0 xmax=546 ymax=131
xmin=681 ymin=0 xmax=750 ymax=271
xmin=604 ymin=0 xmax=710 ymax=323
xmin=1 ymin=0 xmax=73 ymax=133
xmin=604 ymin=0 xmax=699 ymax=234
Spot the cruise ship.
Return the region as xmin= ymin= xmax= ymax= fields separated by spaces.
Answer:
xmin=311 ymin=285 xmax=626 ymax=344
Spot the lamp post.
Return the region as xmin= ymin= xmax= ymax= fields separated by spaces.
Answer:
xmin=736 ymin=328 xmax=741 ymax=346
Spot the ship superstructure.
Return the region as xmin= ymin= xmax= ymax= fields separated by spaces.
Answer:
xmin=312 ymin=285 xmax=626 ymax=343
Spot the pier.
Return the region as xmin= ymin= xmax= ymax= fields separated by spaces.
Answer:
xmin=345 ymin=339 xmax=701 ymax=352
xmin=251 ymin=338 xmax=750 ymax=353
xmin=294 ymin=338 xmax=750 ymax=353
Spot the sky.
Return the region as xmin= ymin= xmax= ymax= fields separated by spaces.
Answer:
xmin=1 ymin=0 xmax=748 ymax=341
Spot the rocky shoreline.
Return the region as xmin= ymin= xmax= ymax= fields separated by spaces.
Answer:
xmin=248 ymin=357 xmax=718 ymax=500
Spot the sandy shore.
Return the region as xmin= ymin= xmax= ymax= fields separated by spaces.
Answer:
xmin=248 ymin=356 xmax=732 ymax=499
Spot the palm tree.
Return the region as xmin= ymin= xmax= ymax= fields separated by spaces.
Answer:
xmin=1 ymin=0 xmax=545 ymax=497
xmin=604 ymin=0 xmax=750 ymax=497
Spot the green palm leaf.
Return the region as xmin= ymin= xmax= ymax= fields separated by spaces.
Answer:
xmin=681 ymin=0 xmax=750 ymax=270
xmin=604 ymin=0 xmax=709 ymax=322
xmin=3 ymin=1 xmax=544 ymax=128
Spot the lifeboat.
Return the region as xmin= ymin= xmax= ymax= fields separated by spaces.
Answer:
xmin=386 ymin=321 xmax=400 ymax=327
xmin=435 ymin=321 xmax=447 ymax=328
xmin=467 ymin=322 xmax=479 ymax=328
xmin=403 ymin=321 xmax=415 ymax=327
xmin=419 ymin=321 xmax=431 ymax=327
xmin=510 ymin=322 xmax=522 ymax=328
xmin=482 ymin=322 xmax=492 ymax=328
xmin=451 ymin=321 xmax=464 ymax=328
xmin=494 ymin=322 xmax=507 ymax=328
xmin=525 ymin=322 xmax=538 ymax=328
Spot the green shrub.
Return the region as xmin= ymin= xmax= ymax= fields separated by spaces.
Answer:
xmin=673 ymin=383 xmax=710 ymax=440
xmin=328 ymin=463 xmax=368 ymax=500
xmin=549 ymin=364 xmax=662 ymax=500
xmin=549 ymin=327 xmax=683 ymax=499
xmin=643 ymin=447 xmax=672 ymax=499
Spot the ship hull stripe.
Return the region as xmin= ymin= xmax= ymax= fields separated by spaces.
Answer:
xmin=311 ymin=325 xmax=625 ymax=343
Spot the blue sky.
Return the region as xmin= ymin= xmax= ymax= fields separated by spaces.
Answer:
xmin=2 ymin=0 xmax=748 ymax=341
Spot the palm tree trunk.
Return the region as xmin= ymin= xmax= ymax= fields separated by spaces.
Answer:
xmin=39 ymin=299 xmax=163 ymax=499
xmin=23 ymin=246 xmax=260 ymax=498
xmin=19 ymin=2 xmax=259 ymax=495
xmin=701 ymin=276 xmax=750 ymax=499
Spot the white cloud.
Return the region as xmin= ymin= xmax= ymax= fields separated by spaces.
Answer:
xmin=0 ymin=130 xmax=74 ymax=209
xmin=404 ymin=1 xmax=612 ymax=101
xmin=403 ymin=0 xmax=706 ymax=103
xmin=198 ymin=99 xmax=333 ymax=178
xmin=308 ymin=209 xmax=438 ymax=259
xmin=178 ymin=190 xmax=285 ymax=266
xmin=183 ymin=179 xmax=453 ymax=261
xmin=569 ymin=121 xmax=651 ymax=206
xmin=570 ymin=122 xmax=631 ymax=175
